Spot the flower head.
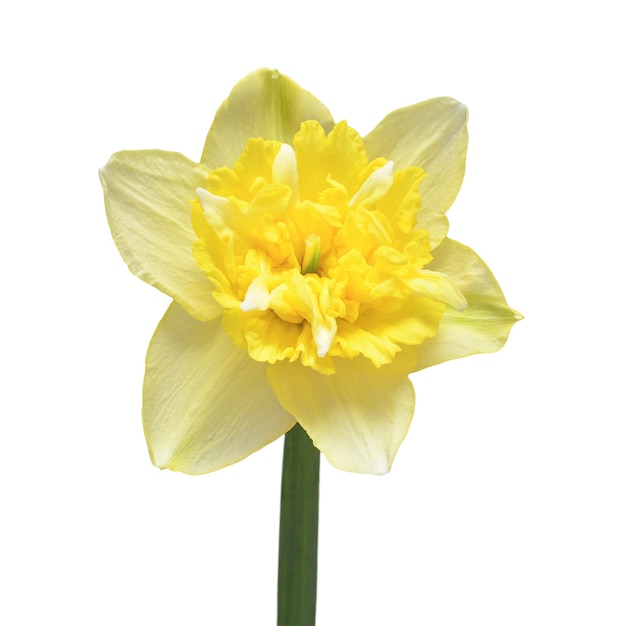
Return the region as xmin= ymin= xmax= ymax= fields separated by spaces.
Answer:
xmin=101 ymin=69 xmax=520 ymax=475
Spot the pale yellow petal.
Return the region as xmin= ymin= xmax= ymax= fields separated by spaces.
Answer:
xmin=143 ymin=302 xmax=296 ymax=474
xmin=364 ymin=98 xmax=468 ymax=247
xmin=414 ymin=238 xmax=522 ymax=370
xmin=100 ymin=150 xmax=220 ymax=321
xmin=267 ymin=351 xmax=417 ymax=475
xmin=201 ymin=69 xmax=334 ymax=169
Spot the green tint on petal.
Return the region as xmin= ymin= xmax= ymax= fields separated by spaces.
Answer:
xmin=364 ymin=98 xmax=468 ymax=248
xmin=201 ymin=69 xmax=334 ymax=169
xmin=100 ymin=150 xmax=221 ymax=321
xmin=267 ymin=351 xmax=417 ymax=475
xmin=414 ymin=238 xmax=522 ymax=370
xmin=143 ymin=302 xmax=296 ymax=475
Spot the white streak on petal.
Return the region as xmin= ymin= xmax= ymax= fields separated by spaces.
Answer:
xmin=241 ymin=277 xmax=271 ymax=312
xmin=272 ymin=143 xmax=299 ymax=202
xmin=196 ymin=187 xmax=232 ymax=221
xmin=349 ymin=160 xmax=395 ymax=208
xmin=313 ymin=318 xmax=336 ymax=357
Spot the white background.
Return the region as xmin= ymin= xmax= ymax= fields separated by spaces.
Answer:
xmin=2 ymin=1 xmax=624 ymax=624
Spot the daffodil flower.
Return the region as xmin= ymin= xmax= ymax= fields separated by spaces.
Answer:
xmin=101 ymin=69 xmax=520 ymax=476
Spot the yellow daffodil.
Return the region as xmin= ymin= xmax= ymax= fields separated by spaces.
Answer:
xmin=101 ymin=69 xmax=520 ymax=476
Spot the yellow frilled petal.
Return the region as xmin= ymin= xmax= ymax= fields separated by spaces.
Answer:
xmin=267 ymin=350 xmax=417 ymax=475
xmin=414 ymin=238 xmax=522 ymax=370
xmin=364 ymin=98 xmax=468 ymax=248
xmin=100 ymin=150 xmax=221 ymax=322
xmin=143 ymin=302 xmax=296 ymax=475
xmin=201 ymin=68 xmax=334 ymax=170
xmin=193 ymin=121 xmax=466 ymax=374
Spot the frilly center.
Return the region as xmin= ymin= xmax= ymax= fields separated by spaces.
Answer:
xmin=192 ymin=120 xmax=467 ymax=374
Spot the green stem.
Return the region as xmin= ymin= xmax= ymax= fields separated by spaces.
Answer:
xmin=277 ymin=423 xmax=320 ymax=626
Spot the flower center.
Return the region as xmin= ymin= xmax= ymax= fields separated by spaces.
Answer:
xmin=301 ymin=234 xmax=321 ymax=274
xmin=192 ymin=120 xmax=466 ymax=374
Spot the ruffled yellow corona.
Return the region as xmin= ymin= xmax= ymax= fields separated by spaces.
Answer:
xmin=101 ymin=69 xmax=521 ymax=475
xmin=192 ymin=121 xmax=466 ymax=375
